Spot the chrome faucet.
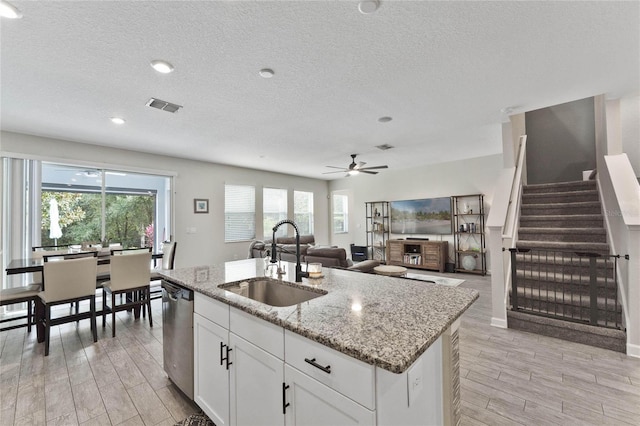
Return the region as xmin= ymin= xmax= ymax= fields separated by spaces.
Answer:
xmin=271 ymin=219 xmax=308 ymax=282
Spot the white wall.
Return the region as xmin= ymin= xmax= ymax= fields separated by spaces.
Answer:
xmin=328 ymin=154 xmax=504 ymax=267
xmin=620 ymin=94 xmax=640 ymax=177
xmin=1 ymin=131 xmax=330 ymax=268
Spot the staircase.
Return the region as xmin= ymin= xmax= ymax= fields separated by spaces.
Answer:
xmin=507 ymin=180 xmax=626 ymax=353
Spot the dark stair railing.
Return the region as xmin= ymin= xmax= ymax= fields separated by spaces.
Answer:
xmin=509 ymin=248 xmax=627 ymax=330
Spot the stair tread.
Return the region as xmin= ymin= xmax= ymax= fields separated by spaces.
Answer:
xmin=517 ymin=240 xmax=610 ymax=249
xmin=521 ymin=201 xmax=601 ymax=207
xmin=520 ymin=214 xmax=603 ymax=219
xmin=518 ymin=227 xmax=606 ymax=234
xmin=523 ymin=180 xmax=596 ymax=190
xmin=522 ymin=189 xmax=597 ymax=197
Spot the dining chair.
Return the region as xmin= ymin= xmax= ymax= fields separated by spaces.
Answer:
xmin=96 ymin=243 xmax=123 ymax=285
xmin=102 ymin=249 xmax=153 ymax=337
xmin=0 ymin=246 xmax=73 ymax=333
xmin=146 ymin=241 xmax=177 ymax=316
xmin=0 ymin=285 xmax=42 ymax=332
xmin=39 ymin=253 xmax=98 ymax=356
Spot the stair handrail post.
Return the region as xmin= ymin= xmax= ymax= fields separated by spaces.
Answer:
xmin=509 ymin=248 xmax=519 ymax=311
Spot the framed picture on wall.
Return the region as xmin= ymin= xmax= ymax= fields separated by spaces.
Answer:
xmin=194 ymin=198 xmax=209 ymax=214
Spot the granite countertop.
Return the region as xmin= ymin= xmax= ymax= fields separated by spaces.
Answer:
xmin=159 ymin=258 xmax=479 ymax=374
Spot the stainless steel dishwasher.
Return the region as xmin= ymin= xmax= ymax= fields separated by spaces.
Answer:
xmin=162 ymin=280 xmax=194 ymax=400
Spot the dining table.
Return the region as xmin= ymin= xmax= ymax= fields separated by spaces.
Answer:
xmin=5 ymin=249 xmax=163 ymax=343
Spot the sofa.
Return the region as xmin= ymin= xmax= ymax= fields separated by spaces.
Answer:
xmin=248 ymin=235 xmax=351 ymax=268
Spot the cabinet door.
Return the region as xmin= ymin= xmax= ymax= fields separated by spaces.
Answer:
xmin=388 ymin=241 xmax=403 ymax=263
xmin=284 ymin=365 xmax=375 ymax=426
xmin=193 ymin=313 xmax=229 ymax=426
xmin=230 ymin=333 xmax=284 ymax=426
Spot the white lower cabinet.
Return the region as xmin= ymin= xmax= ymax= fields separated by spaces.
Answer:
xmin=284 ymin=365 xmax=375 ymax=425
xmin=193 ymin=312 xmax=230 ymax=426
xmin=229 ymin=333 xmax=285 ymax=426
xmin=193 ymin=295 xmax=446 ymax=426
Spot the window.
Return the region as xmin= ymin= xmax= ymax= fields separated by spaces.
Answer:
xmin=332 ymin=193 xmax=349 ymax=233
xmin=40 ymin=163 xmax=171 ymax=249
xmin=225 ymin=184 xmax=256 ymax=242
xmin=294 ymin=191 xmax=314 ymax=235
xmin=263 ymin=188 xmax=288 ymax=239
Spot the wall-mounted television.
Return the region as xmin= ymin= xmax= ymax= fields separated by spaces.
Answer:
xmin=390 ymin=197 xmax=452 ymax=235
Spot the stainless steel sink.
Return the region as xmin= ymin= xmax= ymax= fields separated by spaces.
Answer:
xmin=218 ymin=277 xmax=326 ymax=307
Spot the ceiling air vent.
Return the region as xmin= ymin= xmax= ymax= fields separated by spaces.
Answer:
xmin=375 ymin=144 xmax=394 ymax=151
xmin=146 ymin=98 xmax=183 ymax=113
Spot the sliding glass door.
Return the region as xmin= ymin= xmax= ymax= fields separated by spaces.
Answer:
xmin=40 ymin=163 xmax=170 ymax=249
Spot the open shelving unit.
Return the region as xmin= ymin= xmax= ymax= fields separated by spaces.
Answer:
xmin=452 ymin=194 xmax=486 ymax=275
xmin=365 ymin=201 xmax=389 ymax=263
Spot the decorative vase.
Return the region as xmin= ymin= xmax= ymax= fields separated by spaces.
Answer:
xmin=462 ymin=255 xmax=476 ymax=271
xmin=462 ymin=203 xmax=469 ymax=214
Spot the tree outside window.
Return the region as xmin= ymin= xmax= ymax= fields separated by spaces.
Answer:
xmin=332 ymin=193 xmax=349 ymax=234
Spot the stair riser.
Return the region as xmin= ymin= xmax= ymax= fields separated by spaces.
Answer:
xmin=515 ymin=299 xmax=622 ymax=325
xmin=515 ymin=264 xmax=614 ymax=279
xmin=521 ymin=205 xmax=601 ymax=215
xmin=519 ymin=218 xmax=604 ymax=228
xmin=507 ymin=312 xmax=626 ymax=353
xmin=522 ymin=192 xmax=599 ymax=204
xmin=523 ymin=181 xmax=596 ymax=194
xmin=518 ymin=231 xmax=607 ymax=243
xmin=514 ymin=280 xmax=618 ymax=298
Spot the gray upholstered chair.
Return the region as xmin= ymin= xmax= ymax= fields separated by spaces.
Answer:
xmin=102 ymin=249 xmax=153 ymax=337
xmin=39 ymin=253 xmax=98 ymax=356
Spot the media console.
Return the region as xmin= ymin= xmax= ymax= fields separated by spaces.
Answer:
xmin=386 ymin=239 xmax=448 ymax=273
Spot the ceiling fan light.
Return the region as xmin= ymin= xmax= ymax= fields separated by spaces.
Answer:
xmin=348 ymin=170 xmax=360 ymax=176
xmin=150 ymin=60 xmax=174 ymax=74
xmin=0 ymin=1 xmax=23 ymax=19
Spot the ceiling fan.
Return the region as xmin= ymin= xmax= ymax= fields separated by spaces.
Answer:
xmin=323 ymin=154 xmax=388 ymax=176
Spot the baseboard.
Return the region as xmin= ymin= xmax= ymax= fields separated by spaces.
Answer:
xmin=627 ymin=343 xmax=640 ymax=358
xmin=490 ymin=317 xmax=508 ymax=329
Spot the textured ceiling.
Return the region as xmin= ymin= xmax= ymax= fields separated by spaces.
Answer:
xmin=1 ymin=1 xmax=638 ymax=179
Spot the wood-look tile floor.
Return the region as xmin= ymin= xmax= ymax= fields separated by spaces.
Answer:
xmin=0 ymin=299 xmax=199 ymax=425
xmin=2 ymin=274 xmax=640 ymax=425
xmin=450 ymin=272 xmax=640 ymax=426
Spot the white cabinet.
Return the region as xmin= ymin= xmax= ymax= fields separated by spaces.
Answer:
xmin=229 ymin=333 xmax=284 ymax=426
xmin=284 ymin=365 xmax=375 ymax=425
xmin=193 ymin=294 xmax=230 ymax=426
xmin=193 ymin=293 xmax=448 ymax=426
xmin=193 ymin=312 xmax=230 ymax=426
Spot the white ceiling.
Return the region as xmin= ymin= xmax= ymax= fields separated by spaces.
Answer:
xmin=1 ymin=1 xmax=638 ymax=179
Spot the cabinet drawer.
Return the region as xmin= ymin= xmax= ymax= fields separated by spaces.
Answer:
xmin=194 ymin=293 xmax=229 ymax=328
xmin=230 ymin=308 xmax=284 ymax=360
xmin=284 ymin=330 xmax=375 ymax=410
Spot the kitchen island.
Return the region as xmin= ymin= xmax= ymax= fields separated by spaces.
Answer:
xmin=160 ymin=258 xmax=478 ymax=425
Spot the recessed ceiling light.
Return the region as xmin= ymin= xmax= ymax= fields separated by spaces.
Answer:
xmin=358 ymin=0 xmax=379 ymax=14
xmin=0 ymin=1 xmax=23 ymax=19
xmin=259 ymin=68 xmax=275 ymax=78
xmin=150 ymin=60 xmax=174 ymax=74
xmin=378 ymin=116 xmax=392 ymax=123
xmin=110 ymin=117 xmax=125 ymax=125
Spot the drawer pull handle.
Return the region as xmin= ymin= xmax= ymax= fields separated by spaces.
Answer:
xmin=304 ymin=357 xmax=331 ymax=374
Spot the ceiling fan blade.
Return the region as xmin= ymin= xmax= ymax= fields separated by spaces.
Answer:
xmin=322 ymin=170 xmax=349 ymax=174
xmin=359 ymin=165 xmax=388 ymax=171
xmin=361 ymin=170 xmax=378 ymax=175
xmin=325 ymin=165 xmax=348 ymax=170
